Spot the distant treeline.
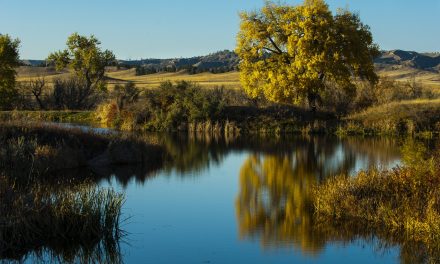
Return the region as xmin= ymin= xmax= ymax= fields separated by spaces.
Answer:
xmin=133 ymin=64 xmax=237 ymax=75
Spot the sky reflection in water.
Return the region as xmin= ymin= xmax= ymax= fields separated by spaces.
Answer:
xmin=99 ymin=135 xmax=405 ymax=264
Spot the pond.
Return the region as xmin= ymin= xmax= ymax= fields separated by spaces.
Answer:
xmin=94 ymin=134 xmax=404 ymax=264
xmin=7 ymin=128 xmax=435 ymax=263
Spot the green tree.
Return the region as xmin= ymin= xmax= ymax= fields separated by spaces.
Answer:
xmin=47 ymin=33 xmax=115 ymax=107
xmin=0 ymin=34 xmax=20 ymax=110
xmin=236 ymin=0 xmax=379 ymax=111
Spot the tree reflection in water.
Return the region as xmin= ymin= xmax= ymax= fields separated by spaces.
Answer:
xmin=235 ymin=137 xmax=439 ymax=264
xmin=3 ymin=130 xmax=420 ymax=263
xmin=235 ymin=137 xmax=359 ymax=254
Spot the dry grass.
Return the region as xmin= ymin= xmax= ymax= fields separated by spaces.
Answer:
xmin=17 ymin=67 xmax=241 ymax=91
xmin=0 ymin=121 xmax=165 ymax=183
xmin=350 ymin=98 xmax=440 ymax=120
xmin=313 ymin=141 xmax=440 ymax=261
xmin=105 ymin=69 xmax=240 ymax=90
xmin=16 ymin=65 xmax=440 ymax=92
xmin=16 ymin=67 xmax=71 ymax=83
xmin=379 ymin=66 xmax=440 ymax=94
xmin=0 ymin=110 xmax=94 ymax=123
xmin=344 ymin=99 xmax=440 ymax=135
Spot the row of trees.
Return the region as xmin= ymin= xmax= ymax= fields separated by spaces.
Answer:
xmin=134 ymin=64 xmax=237 ymax=76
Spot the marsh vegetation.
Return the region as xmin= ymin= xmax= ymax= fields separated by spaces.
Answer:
xmin=0 ymin=178 xmax=124 ymax=263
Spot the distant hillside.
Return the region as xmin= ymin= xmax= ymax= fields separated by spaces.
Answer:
xmin=120 ymin=50 xmax=239 ymax=74
xmin=375 ymin=50 xmax=440 ymax=71
xmin=20 ymin=49 xmax=440 ymax=74
xmin=20 ymin=60 xmax=46 ymax=67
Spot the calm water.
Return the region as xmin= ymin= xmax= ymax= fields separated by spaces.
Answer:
xmin=93 ymin=134 xmax=405 ymax=264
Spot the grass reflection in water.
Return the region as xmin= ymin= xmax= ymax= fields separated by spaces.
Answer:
xmin=236 ymin=138 xmax=440 ymax=264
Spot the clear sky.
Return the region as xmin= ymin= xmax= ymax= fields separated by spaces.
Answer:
xmin=1 ymin=0 xmax=439 ymax=59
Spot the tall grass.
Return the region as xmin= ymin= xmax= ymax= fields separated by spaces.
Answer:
xmin=313 ymin=140 xmax=440 ymax=256
xmin=342 ymin=99 xmax=440 ymax=135
xmin=0 ymin=110 xmax=94 ymax=124
xmin=0 ymin=122 xmax=164 ymax=183
xmin=0 ymin=176 xmax=124 ymax=263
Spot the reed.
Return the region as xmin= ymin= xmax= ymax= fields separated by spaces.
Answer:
xmin=0 ymin=110 xmax=94 ymax=124
xmin=0 ymin=121 xmax=164 ymax=183
xmin=0 ymin=176 xmax=124 ymax=263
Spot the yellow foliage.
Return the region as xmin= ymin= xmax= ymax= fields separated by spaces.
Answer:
xmin=235 ymin=154 xmax=324 ymax=253
xmin=236 ymin=0 xmax=379 ymax=108
xmin=95 ymin=102 xmax=119 ymax=127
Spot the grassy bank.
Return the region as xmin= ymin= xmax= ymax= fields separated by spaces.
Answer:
xmin=98 ymin=105 xmax=338 ymax=135
xmin=93 ymin=81 xmax=338 ymax=135
xmin=313 ymin=141 xmax=440 ymax=256
xmin=0 ymin=122 xmax=164 ymax=183
xmin=0 ymin=176 xmax=124 ymax=262
xmin=340 ymin=99 xmax=440 ymax=136
xmin=0 ymin=110 xmax=94 ymax=124
xmin=3 ymin=97 xmax=440 ymax=137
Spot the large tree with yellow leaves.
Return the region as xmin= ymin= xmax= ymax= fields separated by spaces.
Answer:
xmin=236 ymin=0 xmax=379 ymax=111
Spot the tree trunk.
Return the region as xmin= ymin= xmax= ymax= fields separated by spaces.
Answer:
xmin=307 ymin=92 xmax=318 ymax=112
xmin=35 ymin=96 xmax=45 ymax=110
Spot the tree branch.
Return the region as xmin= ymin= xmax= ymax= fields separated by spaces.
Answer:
xmin=263 ymin=47 xmax=281 ymax=54
xmin=267 ymin=36 xmax=283 ymax=54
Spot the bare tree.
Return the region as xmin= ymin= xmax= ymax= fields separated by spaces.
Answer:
xmin=21 ymin=76 xmax=47 ymax=110
xmin=29 ymin=77 xmax=46 ymax=110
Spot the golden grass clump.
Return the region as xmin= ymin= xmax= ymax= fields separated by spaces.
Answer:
xmin=345 ymin=99 xmax=440 ymax=135
xmin=313 ymin=141 xmax=440 ymax=246
xmin=95 ymin=102 xmax=120 ymax=127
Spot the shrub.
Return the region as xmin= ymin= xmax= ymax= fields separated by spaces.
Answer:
xmin=50 ymin=77 xmax=106 ymax=110
xmin=99 ymin=81 xmax=226 ymax=131
xmin=95 ymin=101 xmax=119 ymax=127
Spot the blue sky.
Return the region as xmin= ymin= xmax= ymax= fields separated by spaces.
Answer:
xmin=1 ymin=0 xmax=439 ymax=59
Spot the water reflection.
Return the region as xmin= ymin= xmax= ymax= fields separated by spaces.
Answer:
xmin=235 ymin=137 xmax=439 ymax=263
xmin=101 ymin=134 xmax=401 ymax=185
xmin=234 ymin=137 xmax=385 ymax=254
xmin=5 ymin=129 xmax=434 ymax=263
xmin=236 ymin=154 xmax=324 ymax=253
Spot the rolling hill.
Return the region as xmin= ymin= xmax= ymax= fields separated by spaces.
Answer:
xmin=375 ymin=50 xmax=440 ymax=70
xmin=18 ymin=49 xmax=440 ymax=91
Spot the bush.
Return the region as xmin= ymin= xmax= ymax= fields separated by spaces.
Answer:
xmin=97 ymin=81 xmax=226 ymax=131
xmin=50 ymin=77 xmax=106 ymax=110
xmin=320 ymin=77 xmax=436 ymax=114
xmin=376 ymin=77 xmax=434 ymax=104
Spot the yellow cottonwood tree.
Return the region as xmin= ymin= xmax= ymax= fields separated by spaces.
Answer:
xmin=236 ymin=0 xmax=379 ymax=111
